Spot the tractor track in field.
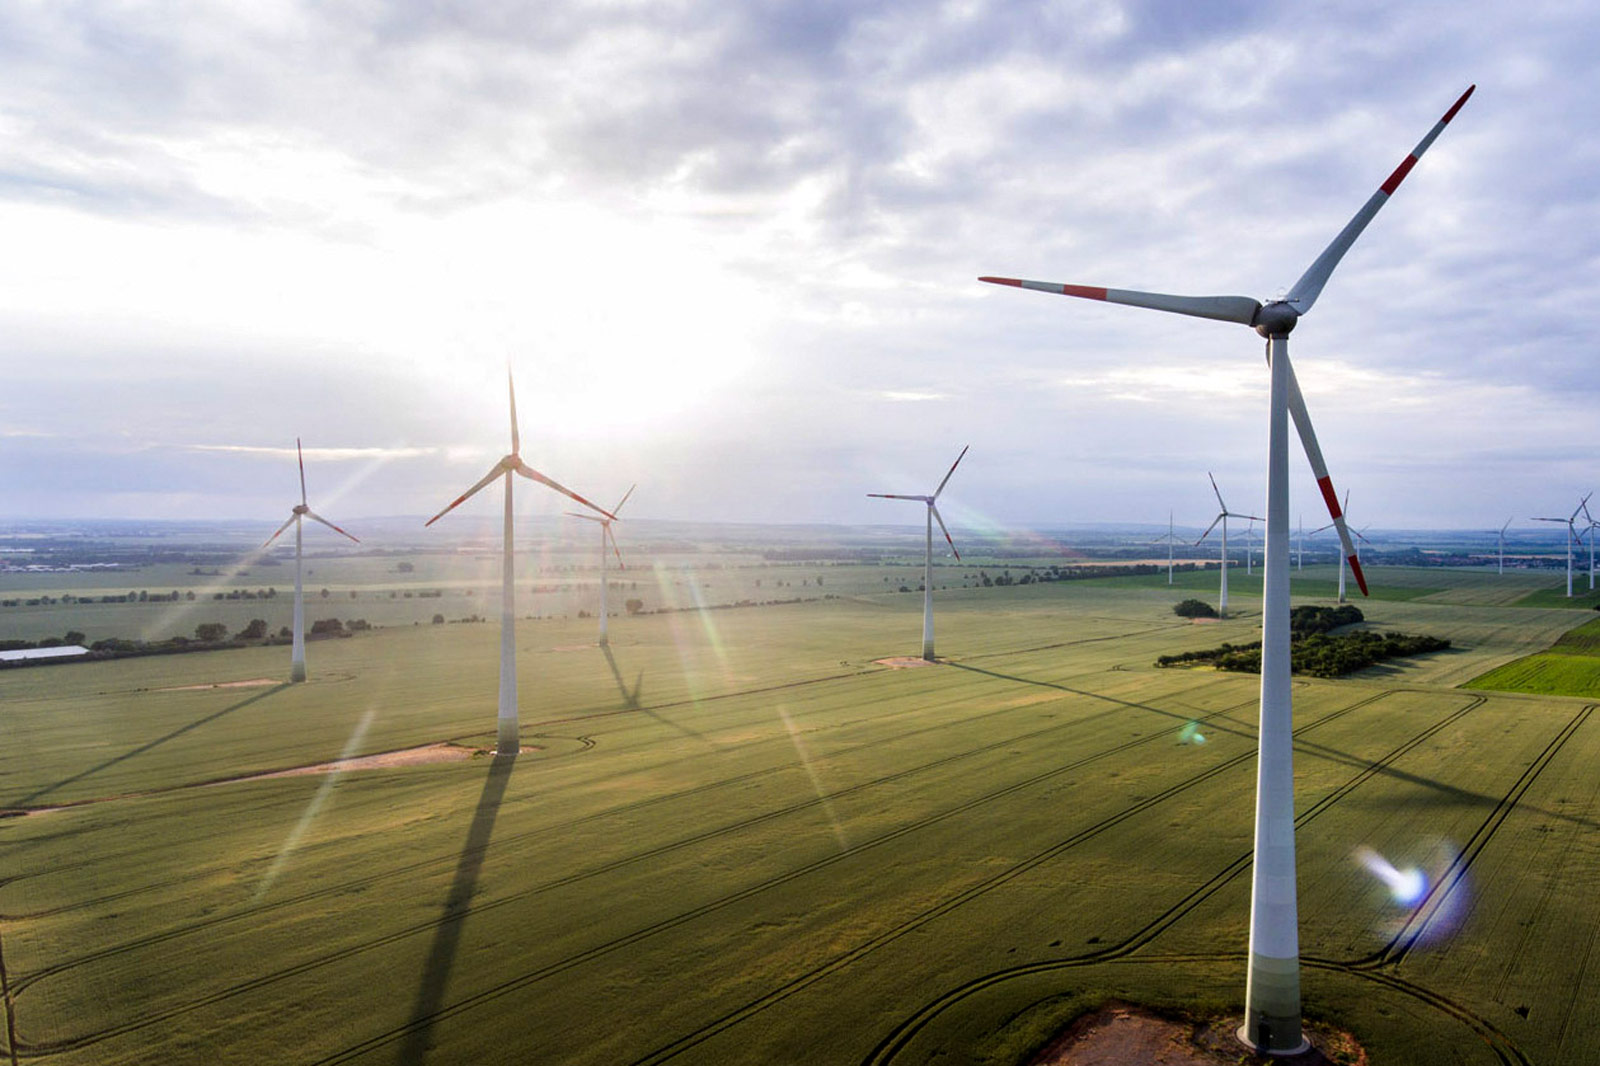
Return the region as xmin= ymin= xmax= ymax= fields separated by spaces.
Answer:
xmin=639 ymin=693 xmax=1486 ymax=1066
xmin=298 ymin=690 xmax=1395 ymax=1066
xmin=855 ymin=694 xmax=1574 ymax=1066
xmin=0 ymin=664 xmax=1241 ymax=920
xmin=1349 ymin=703 xmax=1595 ymax=971
xmin=8 ymin=684 xmax=1262 ymax=1052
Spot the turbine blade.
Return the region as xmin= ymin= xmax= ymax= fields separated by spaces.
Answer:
xmin=296 ymin=437 xmax=307 ymax=506
xmin=1208 ymin=471 xmax=1227 ymax=512
xmin=613 ymin=483 xmax=636 ymax=516
xmin=565 ymin=511 xmax=605 ymax=524
xmin=607 ymin=525 xmax=625 ymax=569
xmin=1196 ymin=513 xmax=1223 ymax=545
xmin=1286 ymin=86 xmax=1475 ymax=315
xmin=934 ymin=445 xmax=969 ymax=499
xmin=511 ymin=458 xmax=615 ymax=518
xmin=1502 ymin=517 xmax=1514 ymax=533
xmin=305 ymin=510 xmax=360 ymax=543
xmin=1571 ymin=492 xmax=1593 ymax=522
xmin=262 ymin=513 xmax=297 ymax=549
xmin=508 ymin=365 xmax=521 ymax=455
xmin=1280 ymin=350 xmax=1367 ymax=594
xmin=979 ymin=277 xmax=1261 ymax=325
xmin=930 ymin=504 xmax=960 ymax=561
xmin=868 ymin=493 xmax=930 ymax=501
xmin=425 ymin=462 xmax=507 ymax=526
xmin=1237 ymin=513 xmax=1265 ymax=523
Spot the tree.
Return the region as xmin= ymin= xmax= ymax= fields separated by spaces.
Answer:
xmin=309 ymin=618 xmax=344 ymax=636
xmin=1173 ymin=599 xmax=1218 ymax=619
xmin=63 ymin=630 xmax=86 ymax=645
xmin=195 ymin=622 xmax=228 ymax=642
xmin=432 ymin=613 xmax=445 ymax=625
xmin=625 ymin=598 xmax=645 ymax=615
xmin=396 ymin=561 xmax=415 ymax=573
xmin=240 ymin=619 xmax=268 ymax=640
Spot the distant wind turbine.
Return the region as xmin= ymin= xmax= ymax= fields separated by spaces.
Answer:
xmin=1196 ymin=473 xmax=1261 ymax=619
xmin=1151 ymin=510 xmax=1181 ymax=585
xmin=1244 ymin=517 xmax=1258 ymax=576
xmin=1311 ymin=492 xmax=1368 ymax=603
xmin=567 ymin=485 xmax=635 ymax=646
xmin=1494 ymin=516 xmax=1513 ymax=576
xmin=1533 ymin=493 xmax=1592 ymax=598
xmin=869 ymin=446 xmax=967 ymax=661
xmin=262 ymin=439 xmax=358 ymax=684
xmin=426 ymin=369 xmax=615 ymax=754
xmin=980 ymin=85 xmax=1472 ymax=1054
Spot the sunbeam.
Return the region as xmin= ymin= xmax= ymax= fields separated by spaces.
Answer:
xmin=777 ymin=705 xmax=848 ymax=852
xmin=252 ymin=707 xmax=375 ymax=903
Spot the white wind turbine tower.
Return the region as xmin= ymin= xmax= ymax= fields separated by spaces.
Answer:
xmin=427 ymin=369 xmax=615 ymax=755
xmin=566 ymin=485 xmax=635 ymax=646
xmin=1312 ymin=491 xmax=1369 ymax=603
xmin=1151 ymin=510 xmax=1181 ymax=585
xmin=262 ymin=439 xmax=359 ymax=684
xmin=980 ymin=85 xmax=1473 ymax=1054
xmin=1196 ymin=473 xmax=1261 ymax=619
xmin=1533 ymin=493 xmax=1592 ymax=598
xmin=869 ymin=446 xmax=967 ymax=661
xmin=1585 ymin=501 xmax=1598 ymax=591
xmin=1494 ymin=516 xmax=1513 ymax=576
xmin=1244 ymin=518 xmax=1258 ymax=576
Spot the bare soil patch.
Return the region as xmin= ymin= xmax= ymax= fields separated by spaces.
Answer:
xmin=874 ymin=656 xmax=940 ymax=668
xmin=1030 ymin=1004 xmax=1365 ymax=1066
xmin=159 ymin=678 xmax=281 ymax=692
xmin=249 ymin=742 xmax=487 ymax=779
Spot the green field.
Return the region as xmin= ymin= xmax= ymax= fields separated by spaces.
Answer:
xmin=4 ymin=570 xmax=1599 ymax=1064
xmin=1465 ymin=616 xmax=1600 ymax=697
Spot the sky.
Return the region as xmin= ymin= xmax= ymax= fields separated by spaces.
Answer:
xmin=1 ymin=0 xmax=1596 ymax=536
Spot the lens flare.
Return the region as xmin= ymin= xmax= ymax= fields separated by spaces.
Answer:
xmin=1177 ymin=721 xmax=1207 ymax=745
xmin=777 ymin=705 xmax=849 ymax=852
xmin=253 ymin=708 xmax=375 ymax=902
xmin=1355 ymin=845 xmax=1428 ymax=905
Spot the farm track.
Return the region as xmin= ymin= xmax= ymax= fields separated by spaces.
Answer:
xmin=303 ymin=690 xmax=1396 ymax=1065
xmin=10 ymin=682 xmax=1257 ymax=1051
xmin=1349 ymin=704 xmax=1595 ymax=970
xmin=858 ymin=694 xmax=1570 ymax=1066
xmin=646 ymin=692 xmax=1484 ymax=1066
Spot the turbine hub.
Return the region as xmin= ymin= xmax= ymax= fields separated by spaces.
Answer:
xmin=293 ymin=504 xmax=309 ymax=515
xmin=1253 ymin=301 xmax=1299 ymax=338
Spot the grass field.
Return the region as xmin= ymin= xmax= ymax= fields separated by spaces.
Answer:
xmin=1464 ymin=616 xmax=1600 ymax=698
xmin=4 ymin=571 xmax=1599 ymax=1065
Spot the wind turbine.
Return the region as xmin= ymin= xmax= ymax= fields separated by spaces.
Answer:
xmin=980 ymin=85 xmax=1473 ymax=1054
xmin=1533 ymin=493 xmax=1592 ymax=598
xmin=1312 ymin=492 xmax=1369 ymax=603
xmin=1151 ymin=510 xmax=1181 ymax=585
xmin=1296 ymin=514 xmax=1304 ymax=572
xmin=869 ymin=446 xmax=967 ymax=661
xmin=1492 ymin=517 xmax=1513 ymax=576
xmin=1585 ymin=501 xmax=1598 ymax=591
xmin=1244 ymin=518 xmax=1258 ymax=576
xmin=426 ymin=369 xmax=615 ymax=755
xmin=262 ymin=439 xmax=359 ymax=683
xmin=566 ymin=485 xmax=635 ymax=646
xmin=1196 ymin=473 xmax=1261 ymax=619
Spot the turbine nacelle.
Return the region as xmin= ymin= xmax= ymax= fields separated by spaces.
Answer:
xmin=1252 ymin=301 xmax=1300 ymax=338
xmin=292 ymin=503 xmax=310 ymax=516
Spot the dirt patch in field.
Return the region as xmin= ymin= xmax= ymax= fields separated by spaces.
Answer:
xmin=247 ymin=743 xmax=507 ymax=779
xmin=550 ymin=643 xmax=597 ymax=652
xmin=1029 ymin=1004 xmax=1365 ymax=1065
xmin=159 ymin=678 xmax=281 ymax=691
xmin=874 ymin=656 xmax=940 ymax=668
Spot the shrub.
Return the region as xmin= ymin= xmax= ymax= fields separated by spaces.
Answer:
xmin=1174 ymin=599 xmax=1218 ymax=619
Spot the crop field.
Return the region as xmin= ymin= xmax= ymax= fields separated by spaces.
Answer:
xmin=4 ymin=568 xmax=1599 ymax=1065
xmin=1464 ymin=617 xmax=1600 ymax=698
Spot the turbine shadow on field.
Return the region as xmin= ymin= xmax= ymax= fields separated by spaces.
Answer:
xmin=954 ymin=665 xmax=1600 ymax=832
xmin=601 ymin=644 xmax=708 ymax=744
xmin=14 ymin=683 xmax=289 ymax=807
xmin=396 ymin=752 xmax=516 ymax=1066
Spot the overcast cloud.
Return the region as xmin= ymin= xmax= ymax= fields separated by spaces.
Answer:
xmin=1 ymin=0 xmax=1595 ymax=532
